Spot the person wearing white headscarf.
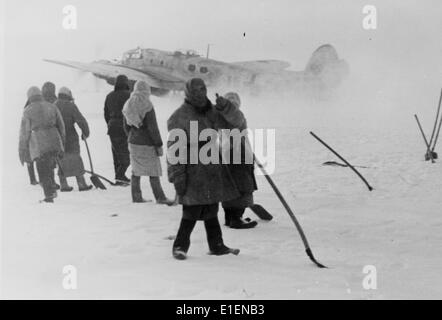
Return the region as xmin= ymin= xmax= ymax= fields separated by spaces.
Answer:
xmin=123 ymin=80 xmax=175 ymax=205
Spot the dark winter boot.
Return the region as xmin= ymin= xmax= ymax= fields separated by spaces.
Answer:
xmin=172 ymin=247 xmax=188 ymax=260
xmin=230 ymin=217 xmax=258 ymax=229
xmin=120 ymin=175 xmax=131 ymax=183
xmin=115 ymin=161 xmax=130 ymax=185
xmin=77 ymin=175 xmax=93 ymax=191
xmin=225 ymin=207 xmax=257 ymax=229
xmin=209 ymin=243 xmax=240 ymax=256
xmin=172 ymin=218 xmax=197 ymax=260
xmin=131 ymin=175 xmax=147 ymax=202
xmin=59 ymin=175 xmax=74 ymax=192
xmin=27 ymin=162 xmax=38 ymax=185
xmin=116 ymin=169 xmax=131 ymax=184
xmin=41 ymin=180 xmax=57 ymax=203
xmin=50 ymin=168 xmax=60 ymax=190
xmin=115 ymin=174 xmax=130 ymax=186
xmin=150 ymin=177 xmax=175 ymax=206
xmin=205 ymin=217 xmax=240 ymax=256
xmin=36 ymin=155 xmax=57 ymax=202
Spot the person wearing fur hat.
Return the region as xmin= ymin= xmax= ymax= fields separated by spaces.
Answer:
xmin=42 ymin=81 xmax=57 ymax=104
xmin=22 ymin=81 xmax=59 ymax=187
xmin=22 ymin=99 xmax=38 ymax=186
xmin=167 ymin=78 xmax=243 ymax=260
xmin=215 ymin=92 xmax=258 ymax=229
xmin=104 ymin=75 xmax=131 ymax=185
xmin=41 ymin=81 xmax=60 ymax=190
xmin=19 ymin=86 xmax=66 ymax=203
xmin=123 ymin=80 xmax=175 ymax=204
xmin=55 ymin=87 xmax=92 ymax=192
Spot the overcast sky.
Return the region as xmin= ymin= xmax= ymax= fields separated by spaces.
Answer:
xmin=1 ymin=0 xmax=442 ymax=173
xmin=1 ymin=0 xmax=441 ymax=97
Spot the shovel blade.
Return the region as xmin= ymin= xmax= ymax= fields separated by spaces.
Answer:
xmin=249 ymin=204 xmax=273 ymax=221
xmin=90 ymin=175 xmax=106 ymax=190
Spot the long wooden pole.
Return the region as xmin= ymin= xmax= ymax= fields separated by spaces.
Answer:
xmin=254 ymin=156 xmax=326 ymax=268
xmin=414 ymin=114 xmax=435 ymax=163
xmin=310 ymin=132 xmax=374 ymax=191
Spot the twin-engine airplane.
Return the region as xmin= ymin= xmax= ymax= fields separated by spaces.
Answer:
xmin=44 ymin=44 xmax=348 ymax=97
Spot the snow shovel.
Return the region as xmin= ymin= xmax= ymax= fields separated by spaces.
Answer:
xmin=249 ymin=204 xmax=273 ymax=221
xmin=83 ymin=139 xmax=107 ymax=190
xmin=83 ymin=170 xmax=120 ymax=187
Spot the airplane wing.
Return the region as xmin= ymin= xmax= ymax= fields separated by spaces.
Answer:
xmin=43 ymin=59 xmax=186 ymax=90
xmin=231 ymin=60 xmax=291 ymax=73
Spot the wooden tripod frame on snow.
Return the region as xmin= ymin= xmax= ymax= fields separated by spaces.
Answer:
xmin=414 ymin=88 xmax=442 ymax=163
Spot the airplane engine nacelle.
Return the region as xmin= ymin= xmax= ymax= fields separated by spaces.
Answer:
xmin=150 ymin=87 xmax=170 ymax=97
xmin=305 ymin=44 xmax=349 ymax=88
xmin=103 ymin=77 xmax=169 ymax=96
xmin=104 ymin=77 xmax=117 ymax=86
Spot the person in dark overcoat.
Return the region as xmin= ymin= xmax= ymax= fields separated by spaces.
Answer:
xmin=104 ymin=74 xmax=131 ymax=184
xmin=55 ymin=87 xmax=92 ymax=192
xmin=167 ymin=78 xmax=242 ymax=260
xmin=216 ymin=92 xmax=258 ymax=229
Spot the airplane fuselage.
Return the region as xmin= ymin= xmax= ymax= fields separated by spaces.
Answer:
xmin=121 ymin=48 xmax=262 ymax=91
xmin=45 ymin=44 xmax=348 ymax=97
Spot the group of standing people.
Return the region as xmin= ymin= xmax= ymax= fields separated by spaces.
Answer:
xmin=19 ymin=75 xmax=261 ymax=260
xmin=105 ymin=75 xmax=175 ymax=205
xmin=19 ymin=82 xmax=92 ymax=202
xmin=167 ymin=78 xmax=258 ymax=259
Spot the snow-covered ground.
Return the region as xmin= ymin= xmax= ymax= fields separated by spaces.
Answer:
xmin=2 ymin=73 xmax=442 ymax=299
xmin=2 ymin=0 xmax=442 ymax=301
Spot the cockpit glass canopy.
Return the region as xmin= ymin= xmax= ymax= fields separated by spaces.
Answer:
xmin=174 ymin=49 xmax=200 ymax=57
xmin=124 ymin=48 xmax=143 ymax=60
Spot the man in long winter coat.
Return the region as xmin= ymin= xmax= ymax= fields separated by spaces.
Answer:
xmin=104 ymin=75 xmax=131 ymax=185
xmin=23 ymin=99 xmax=38 ymax=185
xmin=19 ymin=87 xmax=66 ymax=202
xmin=55 ymin=87 xmax=92 ymax=192
xmin=167 ymin=78 xmax=242 ymax=260
xmin=216 ymin=92 xmax=258 ymax=229
xmin=22 ymin=81 xmax=59 ymax=186
xmin=41 ymin=81 xmax=61 ymax=190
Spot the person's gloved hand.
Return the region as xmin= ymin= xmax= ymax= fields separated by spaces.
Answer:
xmin=81 ymin=133 xmax=87 ymax=140
xmin=215 ymin=93 xmax=229 ymax=111
xmin=174 ymin=174 xmax=187 ymax=196
xmin=156 ymin=146 xmax=164 ymax=157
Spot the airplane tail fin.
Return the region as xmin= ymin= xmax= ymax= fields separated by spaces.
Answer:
xmin=305 ymin=44 xmax=349 ymax=87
